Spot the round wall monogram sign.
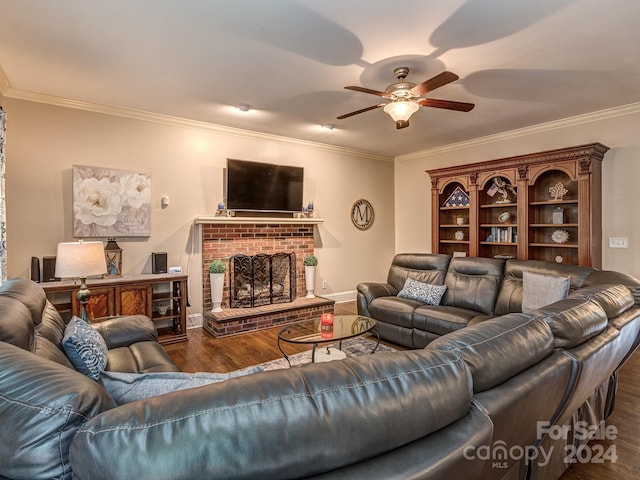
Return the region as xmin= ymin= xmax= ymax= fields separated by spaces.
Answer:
xmin=351 ymin=199 xmax=374 ymax=230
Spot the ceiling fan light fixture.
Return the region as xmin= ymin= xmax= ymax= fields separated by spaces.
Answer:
xmin=383 ymin=100 xmax=419 ymax=124
xmin=235 ymin=104 xmax=252 ymax=112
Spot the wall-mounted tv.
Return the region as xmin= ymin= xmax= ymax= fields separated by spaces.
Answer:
xmin=225 ymin=158 xmax=304 ymax=213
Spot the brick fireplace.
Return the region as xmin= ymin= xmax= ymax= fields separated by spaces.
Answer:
xmin=195 ymin=216 xmax=334 ymax=337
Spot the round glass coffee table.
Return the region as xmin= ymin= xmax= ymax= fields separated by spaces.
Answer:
xmin=277 ymin=314 xmax=379 ymax=366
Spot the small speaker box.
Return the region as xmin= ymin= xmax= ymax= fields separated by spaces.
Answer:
xmin=152 ymin=252 xmax=168 ymax=274
xmin=30 ymin=257 xmax=41 ymax=283
xmin=42 ymin=256 xmax=58 ymax=282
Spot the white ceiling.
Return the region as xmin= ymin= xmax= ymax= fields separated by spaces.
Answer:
xmin=1 ymin=0 xmax=640 ymax=157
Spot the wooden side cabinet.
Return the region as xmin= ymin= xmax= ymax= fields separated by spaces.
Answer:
xmin=426 ymin=143 xmax=609 ymax=268
xmin=43 ymin=273 xmax=188 ymax=345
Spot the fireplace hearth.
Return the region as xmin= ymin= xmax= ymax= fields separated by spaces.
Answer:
xmin=230 ymin=252 xmax=296 ymax=308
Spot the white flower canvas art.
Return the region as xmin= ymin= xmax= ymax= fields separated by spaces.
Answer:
xmin=73 ymin=165 xmax=151 ymax=237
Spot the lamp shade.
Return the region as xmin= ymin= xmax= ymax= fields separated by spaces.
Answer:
xmin=55 ymin=241 xmax=107 ymax=279
xmin=383 ymin=100 xmax=420 ymax=123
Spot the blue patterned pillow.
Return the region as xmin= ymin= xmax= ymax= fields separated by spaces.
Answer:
xmin=398 ymin=278 xmax=447 ymax=306
xmin=62 ymin=316 xmax=108 ymax=380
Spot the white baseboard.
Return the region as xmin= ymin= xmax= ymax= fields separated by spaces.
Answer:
xmin=323 ymin=290 xmax=357 ymax=303
xmin=187 ymin=313 xmax=203 ymax=329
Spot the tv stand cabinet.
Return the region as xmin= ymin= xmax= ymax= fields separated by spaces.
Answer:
xmin=42 ymin=273 xmax=188 ymax=345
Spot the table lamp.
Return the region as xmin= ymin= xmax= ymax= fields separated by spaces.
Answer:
xmin=55 ymin=240 xmax=107 ymax=321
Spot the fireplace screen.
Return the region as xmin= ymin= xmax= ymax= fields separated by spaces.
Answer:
xmin=230 ymin=252 xmax=296 ymax=308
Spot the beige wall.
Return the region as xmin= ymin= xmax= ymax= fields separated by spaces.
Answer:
xmin=3 ymin=97 xmax=396 ymax=316
xmin=394 ymin=105 xmax=640 ymax=278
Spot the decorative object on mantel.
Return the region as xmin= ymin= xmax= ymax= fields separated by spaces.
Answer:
xmin=209 ymin=259 xmax=227 ymax=313
xmin=73 ymin=165 xmax=151 ymax=237
xmin=549 ymin=182 xmax=568 ymax=201
xmin=456 ymin=214 xmax=465 ymax=225
xmin=104 ymin=238 xmax=122 ymax=277
xmin=303 ymin=255 xmax=318 ymax=298
xmin=55 ymin=240 xmax=107 ymax=321
xmin=350 ymin=198 xmax=374 ymax=230
xmin=551 ymin=229 xmax=570 ymax=244
xmin=454 ymin=230 xmax=465 ymax=241
xmin=442 ymin=186 xmax=469 ymax=207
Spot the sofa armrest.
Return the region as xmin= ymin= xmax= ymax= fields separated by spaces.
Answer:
xmin=93 ymin=315 xmax=158 ymax=349
xmin=357 ymin=282 xmax=398 ymax=302
xmin=356 ymin=282 xmax=398 ymax=317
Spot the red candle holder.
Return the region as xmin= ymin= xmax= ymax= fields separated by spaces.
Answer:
xmin=320 ymin=313 xmax=334 ymax=326
xmin=320 ymin=313 xmax=334 ymax=338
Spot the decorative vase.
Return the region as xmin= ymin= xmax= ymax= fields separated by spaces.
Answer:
xmin=305 ymin=265 xmax=316 ymax=298
xmin=210 ymin=273 xmax=225 ymax=313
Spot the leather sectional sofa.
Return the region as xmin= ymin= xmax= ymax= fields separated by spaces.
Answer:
xmin=1 ymin=253 xmax=639 ymax=480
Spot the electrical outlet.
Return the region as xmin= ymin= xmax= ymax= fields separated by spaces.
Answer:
xmin=609 ymin=237 xmax=628 ymax=248
xmin=322 ymin=280 xmax=328 ymax=289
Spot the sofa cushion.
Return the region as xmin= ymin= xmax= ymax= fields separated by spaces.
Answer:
xmin=106 ymin=341 xmax=182 ymax=373
xmin=0 ymin=278 xmax=49 ymax=327
xmin=0 ymin=341 xmax=115 ymax=480
xmin=62 ymin=316 xmax=108 ymax=380
xmin=583 ymin=269 xmax=640 ymax=306
xmin=442 ymin=257 xmax=505 ymax=315
xmin=567 ymin=284 xmax=634 ymax=319
xmin=369 ymin=296 xmax=422 ymax=329
xmin=397 ymin=278 xmax=447 ymax=305
xmin=100 ymin=366 xmax=262 ymax=405
xmin=495 ymin=260 xmax=594 ymax=315
xmin=70 ymin=349 xmax=473 ymax=480
xmin=532 ymin=297 xmax=609 ymax=348
xmin=412 ymin=305 xmax=483 ymax=336
xmin=522 ymin=271 xmax=570 ymax=313
xmin=387 ymin=253 xmax=451 ymax=292
xmin=0 ymin=296 xmax=35 ymax=351
xmin=427 ymin=313 xmax=554 ymax=392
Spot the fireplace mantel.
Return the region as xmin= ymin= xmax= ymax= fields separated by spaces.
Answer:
xmin=194 ymin=215 xmax=324 ymax=225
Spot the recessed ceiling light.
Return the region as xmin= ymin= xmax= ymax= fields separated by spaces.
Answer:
xmin=235 ymin=104 xmax=252 ymax=112
xmin=321 ymin=124 xmax=336 ymax=130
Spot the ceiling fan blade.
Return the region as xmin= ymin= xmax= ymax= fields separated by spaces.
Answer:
xmin=411 ymin=71 xmax=459 ymax=96
xmin=418 ymin=98 xmax=475 ymax=112
xmin=336 ymin=104 xmax=385 ymax=119
xmin=344 ymin=86 xmax=391 ymax=98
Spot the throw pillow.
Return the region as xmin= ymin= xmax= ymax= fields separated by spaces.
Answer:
xmin=62 ymin=316 xmax=108 ymax=380
xmin=100 ymin=366 xmax=263 ymax=405
xmin=521 ymin=271 xmax=571 ymax=313
xmin=397 ymin=278 xmax=447 ymax=306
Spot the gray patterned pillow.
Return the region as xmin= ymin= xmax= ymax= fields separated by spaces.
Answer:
xmin=62 ymin=316 xmax=108 ymax=380
xmin=398 ymin=278 xmax=447 ymax=306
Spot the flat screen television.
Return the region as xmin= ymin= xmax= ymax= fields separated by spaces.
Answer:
xmin=225 ymin=158 xmax=304 ymax=213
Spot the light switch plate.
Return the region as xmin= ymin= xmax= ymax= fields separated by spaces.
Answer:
xmin=609 ymin=237 xmax=628 ymax=248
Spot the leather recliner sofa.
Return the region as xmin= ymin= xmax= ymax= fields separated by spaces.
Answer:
xmin=1 ymin=255 xmax=639 ymax=480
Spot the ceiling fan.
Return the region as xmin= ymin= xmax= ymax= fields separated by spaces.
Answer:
xmin=337 ymin=67 xmax=475 ymax=129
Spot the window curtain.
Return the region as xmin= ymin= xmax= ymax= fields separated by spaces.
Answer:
xmin=0 ymin=107 xmax=6 ymax=282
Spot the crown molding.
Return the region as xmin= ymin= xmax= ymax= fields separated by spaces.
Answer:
xmin=395 ymin=102 xmax=640 ymax=162
xmin=4 ymin=87 xmax=392 ymax=163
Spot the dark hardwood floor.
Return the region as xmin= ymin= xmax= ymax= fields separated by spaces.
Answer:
xmin=163 ymin=301 xmax=640 ymax=480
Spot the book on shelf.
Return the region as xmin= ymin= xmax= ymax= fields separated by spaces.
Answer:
xmin=489 ymin=226 xmax=517 ymax=243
